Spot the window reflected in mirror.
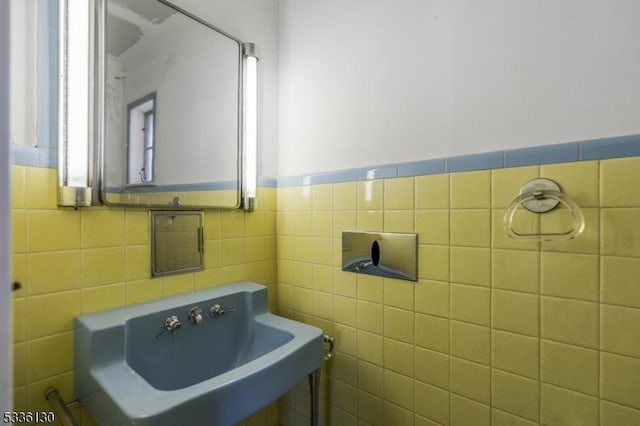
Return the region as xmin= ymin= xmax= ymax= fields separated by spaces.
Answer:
xmin=127 ymin=92 xmax=156 ymax=185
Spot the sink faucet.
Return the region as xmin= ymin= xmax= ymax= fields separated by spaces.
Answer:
xmin=209 ymin=303 xmax=236 ymax=319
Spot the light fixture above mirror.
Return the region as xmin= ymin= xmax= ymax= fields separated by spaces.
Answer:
xmin=57 ymin=0 xmax=259 ymax=210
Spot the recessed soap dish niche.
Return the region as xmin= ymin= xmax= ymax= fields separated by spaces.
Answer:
xmin=150 ymin=211 xmax=204 ymax=277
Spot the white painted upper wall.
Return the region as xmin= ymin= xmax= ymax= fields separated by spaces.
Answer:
xmin=277 ymin=0 xmax=640 ymax=176
xmin=9 ymin=0 xmax=37 ymax=147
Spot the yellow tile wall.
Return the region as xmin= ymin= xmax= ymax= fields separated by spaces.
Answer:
xmin=12 ymin=157 xmax=640 ymax=425
xmin=277 ymin=156 xmax=640 ymax=426
xmin=10 ymin=165 xmax=278 ymax=426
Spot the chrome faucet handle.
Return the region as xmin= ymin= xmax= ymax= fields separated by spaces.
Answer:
xmin=157 ymin=315 xmax=181 ymax=338
xmin=164 ymin=315 xmax=181 ymax=330
xmin=209 ymin=303 xmax=236 ymax=318
xmin=210 ymin=304 xmax=223 ymax=318
xmin=188 ymin=307 xmax=203 ymax=325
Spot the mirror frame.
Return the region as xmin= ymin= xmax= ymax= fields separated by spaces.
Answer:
xmin=57 ymin=0 xmax=258 ymax=210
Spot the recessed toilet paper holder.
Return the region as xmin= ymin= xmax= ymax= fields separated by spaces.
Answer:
xmin=341 ymin=231 xmax=417 ymax=281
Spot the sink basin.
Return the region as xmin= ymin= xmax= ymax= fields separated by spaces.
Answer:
xmin=75 ymin=282 xmax=323 ymax=425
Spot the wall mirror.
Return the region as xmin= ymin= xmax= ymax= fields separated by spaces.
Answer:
xmin=56 ymin=0 xmax=258 ymax=209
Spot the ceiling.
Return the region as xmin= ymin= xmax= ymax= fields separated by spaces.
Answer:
xmin=107 ymin=0 xmax=176 ymax=57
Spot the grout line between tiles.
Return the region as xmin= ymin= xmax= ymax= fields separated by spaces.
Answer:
xmin=596 ymin=159 xmax=602 ymax=426
xmin=448 ymin=172 xmax=453 ymax=425
xmin=536 ymin=163 xmax=543 ymax=426
xmin=489 ymin=168 xmax=494 ymax=426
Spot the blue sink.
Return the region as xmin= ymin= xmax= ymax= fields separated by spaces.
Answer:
xmin=75 ymin=282 xmax=323 ymax=425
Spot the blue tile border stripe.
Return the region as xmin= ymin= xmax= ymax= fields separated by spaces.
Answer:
xmin=10 ymin=145 xmax=54 ymax=168
xmin=276 ymin=133 xmax=640 ymax=187
xmin=446 ymin=151 xmax=504 ymax=173
xmin=258 ymin=176 xmax=277 ymax=187
xmin=579 ymin=134 xmax=640 ymax=160
xmin=504 ymin=143 xmax=578 ymax=167
xmin=11 ymin=133 xmax=640 ymax=188
xmin=397 ymin=158 xmax=444 ymax=177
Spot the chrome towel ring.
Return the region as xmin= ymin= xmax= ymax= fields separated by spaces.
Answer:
xmin=503 ymin=178 xmax=585 ymax=241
